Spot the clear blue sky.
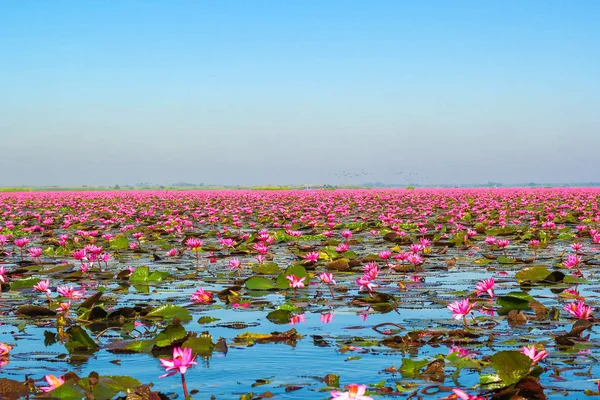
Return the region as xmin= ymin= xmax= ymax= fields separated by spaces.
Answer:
xmin=1 ymin=1 xmax=599 ymax=186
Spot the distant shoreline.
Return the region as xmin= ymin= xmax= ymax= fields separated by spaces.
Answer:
xmin=2 ymin=183 xmax=600 ymax=193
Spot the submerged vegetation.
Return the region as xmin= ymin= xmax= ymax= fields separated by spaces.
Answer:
xmin=0 ymin=188 xmax=599 ymax=399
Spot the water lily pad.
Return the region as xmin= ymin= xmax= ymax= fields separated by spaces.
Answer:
xmin=489 ymin=350 xmax=532 ymax=387
xmin=146 ymin=304 xmax=192 ymax=321
xmin=515 ymin=266 xmax=551 ymax=282
xmin=109 ymin=234 xmax=129 ymax=250
xmin=266 ymin=309 xmax=292 ymax=324
xmin=246 ymin=276 xmax=277 ymax=290
xmin=15 ymin=305 xmax=56 ymax=317
xmin=65 ymin=326 xmax=100 ymax=352
xmin=10 ymin=276 xmax=41 ymax=290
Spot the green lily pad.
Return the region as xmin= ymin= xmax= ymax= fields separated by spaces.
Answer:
xmin=10 ymin=277 xmax=41 ymax=290
xmin=489 ymin=350 xmax=532 ymax=387
xmin=146 ymin=304 xmax=192 ymax=322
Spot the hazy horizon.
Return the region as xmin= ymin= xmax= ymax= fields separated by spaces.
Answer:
xmin=2 ymin=1 xmax=599 ymax=187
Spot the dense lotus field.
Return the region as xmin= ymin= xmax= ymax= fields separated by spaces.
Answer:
xmin=1 ymin=188 xmax=600 ymax=399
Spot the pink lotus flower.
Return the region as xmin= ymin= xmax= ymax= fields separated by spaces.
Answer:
xmin=28 ymin=247 xmax=43 ymax=262
xmin=419 ymin=237 xmax=432 ymax=247
xmin=303 ymin=251 xmax=320 ymax=264
xmin=356 ymin=276 xmax=375 ymax=294
xmin=521 ymin=345 xmax=548 ymax=365
xmin=563 ymin=300 xmax=593 ymax=320
xmin=378 ymin=250 xmax=392 ymax=260
xmin=14 ymin=237 xmax=30 ymax=259
xmin=33 ymin=279 xmax=51 ymax=293
xmin=451 ymin=389 xmax=486 ymax=400
xmin=407 ymin=253 xmax=423 ymax=266
xmin=191 ymin=288 xmax=213 ymax=304
xmin=159 ymin=346 xmax=198 ymax=377
xmin=362 ymin=262 xmax=379 ymax=280
xmin=286 ymin=274 xmax=305 ymax=298
xmin=570 ymin=242 xmax=583 ymax=253
xmin=318 ymin=272 xmax=336 ymax=285
xmin=447 ymin=298 xmax=474 ymax=327
xmin=341 ymin=230 xmax=353 ymax=241
xmin=84 ymin=244 xmax=103 ymax=255
xmin=159 ymin=346 xmax=198 ymax=397
xmin=219 ymin=238 xmax=235 ymax=249
xmin=166 ymin=248 xmax=178 ymax=257
xmin=475 ymin=277 xmax=495 ymax=298
xmin=0 ymin=266 xmax=7 ymax=284
xmin=330 ymin=383 xmax=373 ymax=400
xmin=449 ymin=345 xmax=470 ymax=357
xmin=564 ymin=254 xmax=582 ymax=269
xmin=318 ymin=272 xmax=336 ymax=298
xmin=336 ymin=243 xmax=349 ymax=253
xmin=56 ymin=301 xmax=71 ymax=313
xmin=14 ymin=237 xmax=30 ymax=248
xmin=409 ymin=243 xmax=423 ymax=253
xmin=228 ymin=258 xmax=243 ymax=275
xmin=496 ymin=239 xmax=510 ymax=256
xmin=185 ymin=237 xmax=203 ymax=249
xmin=56 ymin=285 xmax=84 ymax=299
xmin=40 ymin=374 xmax=65 ymax=392
xmin=253 ymin=242 xmax=269 ymax=254
xmin=72 ymin=249 xmax=87 ymax=261
xmin=496 ymin=239 xmax=509 ymax=247
xmin=485 ymin=236 xmax=497 ymax=246
xmin=286 ymin=274 xmax=305 ymax=289
xmin=0 ymin=342 xmax=12 ymax=356
xmin=562 ymin=287 xmax=580 ymax=297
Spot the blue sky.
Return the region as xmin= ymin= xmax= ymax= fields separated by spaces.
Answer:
xmin=1 ymin=1 xmax=599 ymax=186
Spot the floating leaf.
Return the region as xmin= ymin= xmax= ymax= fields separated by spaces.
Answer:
xmin=79 ymin=291 xmax=103 ymax=309
xmin=266 ymin=309 xmax=292 ymax=324
xmin=47 ymin=382 xmax=85 ymax=400
xmin=400 ymin=358 xmax=430 ymax=378
xmin=490 ymin=350 xmax=532 ymax=386
xmin=153 ymin=324 xmax=188 ymax=347
xmin=107 ymin=339 xmax=155 ymax=353
xmin=146 ymin=305 xmax=192 ymax=321
xmin=251 ymin=262 xmax=280 ymax=274
xmin=129 ymin=266 xmax=170 ymax=283
xmin=497 ymin=256 xmax=517 ymax=264
xmin=15 ymin=305 xmax=56 ymax=317
xmin=10 ymin=277 xmax=41 ymax=290
xmin=497 ymin=291 xmax=535 ymax=312
xmin=198 ymin=316 xmax=220 ymax=324
xmin=65 ymin=326 xmax=100 ymax=352
xmin=245 ymin=276 xmax=276 ymax=290
xmin=182 ymin=333 xmax=214 ymax=357
xmin=515 ymin=266 xmax=551 ymax=282
xmin=0 ymin=378 xmax=30 ymax=399
xmin=109 ymin=234 xmax=129 ymax=250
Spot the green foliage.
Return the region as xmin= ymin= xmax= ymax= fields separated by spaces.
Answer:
xmin=10 ymin=277 xmax=41 ymax=290
xmin=489 ymin=350 xmax=532 ymax=387
xmin=109 ymin=234 xmax=129 ymax=250
xmin=146 ymin=304 xmax=192 ymax=322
